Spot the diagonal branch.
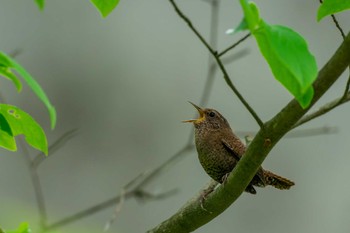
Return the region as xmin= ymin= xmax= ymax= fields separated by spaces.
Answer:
xmin=32 ymin=128 xmax=79 ymax=169
xmin=293 ymin=91 xmax=350 ymax=128
xmin=146 ymin=31 xmax=350 ymax=233
xmin=218 ymin=33 xmax=251 ymax=57
xmin=169 ymin=0 xmax=264 ymax=128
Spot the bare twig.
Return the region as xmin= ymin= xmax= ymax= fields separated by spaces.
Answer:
xmin=44 ymin=143 xmax=194 ymax=232
xmin=19 ymin=129 xmax=79 ymax=232
xmin=0 ymin=93 xmax=47 ymax=231
xmin=218 ymin=33 xmax=251 ymax=57
xmin=133 ymin=189 xmax=179 ymax=203
xmin=294 ymin=92 xmax=350 ymax=128
xmin=169 ymin=0 xmax=264 ymax=128
xmin=319 ymin=0 xmax=346 ymax=39
xmin=9 ymin=48 xmax=23 ymax=58
xmin=104 ymin=172 xmax=178 ymax=231
xmin=32 ymin=128 xmax=79 ymax=169
xmin=318 ymin=0 xmax=349 ymax=102
xmin=45 ymin=195 xmax=124 ymax=232
xmin=236 ymin=126 xmax=338 ymax=138
xmin=340 ymin=74 xmax=350 ymax=101
xmin=287 ymin=126 xmax=338 ymax=138
xmin=104 ymin=172 xmax=145 ymax=231
xmin=18 ymin=139 xmax=48 ymax=232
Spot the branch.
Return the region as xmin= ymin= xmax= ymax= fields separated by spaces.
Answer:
xmin=146 ymin=31 xmax=350 ymax=233
xmin=218 ymin=33 xmax=251 ymax=57
xmin=318 ymin=0 xmax=350 ymax=103
xmin=169 ymin=0 xmax=264 ymax=128
xmin=32 ymin=128 xmax=79 ymax=169
xmin=237 ymin=125 xmax=338 ymax=138
xmin=294 ymin=92 xmax=350 ymax=128
xmin=44 ymin=144 xmax=194 ymax=232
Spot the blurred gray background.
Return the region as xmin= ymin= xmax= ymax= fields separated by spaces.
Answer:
xmin=0 ymin=0 xmax=350 ymax=232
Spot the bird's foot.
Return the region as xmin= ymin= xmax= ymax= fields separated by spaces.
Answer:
xmin=199 ymin=186 xmax=215 ymax=212
xmin=221 ymin=173 xmax=230 ymax=185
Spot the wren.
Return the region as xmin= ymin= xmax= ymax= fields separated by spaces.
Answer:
xmin=184 ymin=102 xmax=294 ymax=194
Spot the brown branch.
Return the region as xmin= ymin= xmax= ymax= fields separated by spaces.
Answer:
xmin=169 ymin=0 xmax=264 ymax=128
xmin=218 ymin=33 xmax=251 ymax=57
xmin=319 ymin=0 xmax=346 ymax=39
xmin=318 ymin=0 xmax=350 ymax=102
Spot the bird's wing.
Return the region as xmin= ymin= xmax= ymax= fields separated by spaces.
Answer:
xmin=222 ymin=137 xmax=266 ymax=186
xmin=221 ymin=138 xmax=242 ymax=161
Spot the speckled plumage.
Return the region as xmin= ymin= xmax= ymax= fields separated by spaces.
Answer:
xmin=185 ymin=103 xmax=294 ymax=194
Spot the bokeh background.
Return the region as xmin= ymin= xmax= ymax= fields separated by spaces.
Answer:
xmin=1 ymin=0 xmax=350 ymax=232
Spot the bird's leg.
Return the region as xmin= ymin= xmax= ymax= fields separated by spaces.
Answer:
xmin=198 ymin=180 xmax=218 ymax=212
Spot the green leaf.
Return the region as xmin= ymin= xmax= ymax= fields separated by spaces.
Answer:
xmin=0 ymin=51 xmax=56 ymax=129
xmin=4 ymin=223 xmax=31 ymax=233
xmin=226 ymin=18 xmax=248 ymax=35
xmin=35 ymin=0 xmax=45 ymax=10
xmin=0 ymin=52 xmax=22 ymax=91
xmin=0 ymin=104 xmax=48 ymax=155
xmin=238 ymin=0 xmax=261 ymax=31
xmin=253 ymin=22 xmax=318 ymax=108
xmin=0 ymin=68 xmax=22 ymax=92
xmin=236 ymin=1 xmax=318 ymax=107
xmin=91 ymin=0 xmax=120 ymax=18
xmin=0 ymin=113 xmax=16 ymax=151
xmin=0 ymin=52 xmax=12 ymax=67
xmin=317 ymin=0 xmax=350 ymax=21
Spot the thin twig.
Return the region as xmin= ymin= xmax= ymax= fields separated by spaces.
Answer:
xmin=236 ymin=126 xmax=338 ymax=138
xmin=104 ymin=172 xmax=142 ymax=231
xmin=318 ymin=0 xmax=349 ymax=101
xmin=45 ymin=196 xmax=124 ymax=232
xmin=0 ymin=93 xmax=48 ymax=231
xmin=218 ymin=33 xmax=251 ymax=57
xmin=9 ymin=48 xmax=23 ymax=58
xmin=44 ymin=144 xmax=194 ymax=232
xmin=18 ymin=139 xmax=48 ymax=232
xmin=136 ymin=144 xmax=194 ymax=190
xmin=294 ymin=92 xmax=350 ymax=128
xmin=169 ymin=0 xmax=264 ymax=128
xmin=104 ymin=171 xmax=178 ymax=231
xmin=319 ymin=0 xmax=346 ymax=39
xmin=286 ymin=126 xmax=338 ymax=138
xmin=31 ymin=128 xmax=79 ymax=169
xmin=340 ymin=74 xmax=350 ymax=101
xmin=133 ymin=189 xmax=179 ymax=203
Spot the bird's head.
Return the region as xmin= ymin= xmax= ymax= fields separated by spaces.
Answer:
xmin=183 ymin=102 xmax=230 ymax=130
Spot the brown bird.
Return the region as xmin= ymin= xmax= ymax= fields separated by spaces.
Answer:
xmin=184 ymin=102 xmax=294 ymax=194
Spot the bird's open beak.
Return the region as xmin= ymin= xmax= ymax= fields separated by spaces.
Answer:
xmin=182 ymin=102 xmax=205 ymax=123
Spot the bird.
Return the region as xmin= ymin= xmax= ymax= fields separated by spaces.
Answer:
xmin=183 ymin=102 xmax=294 ymax=194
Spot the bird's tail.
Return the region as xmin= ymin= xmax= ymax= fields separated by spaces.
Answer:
xmin=264 ymin=170 xmax=295 ymax=190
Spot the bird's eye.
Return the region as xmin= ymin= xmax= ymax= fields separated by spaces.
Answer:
xmin=209 ymin=111 xmax=216 ymax=117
